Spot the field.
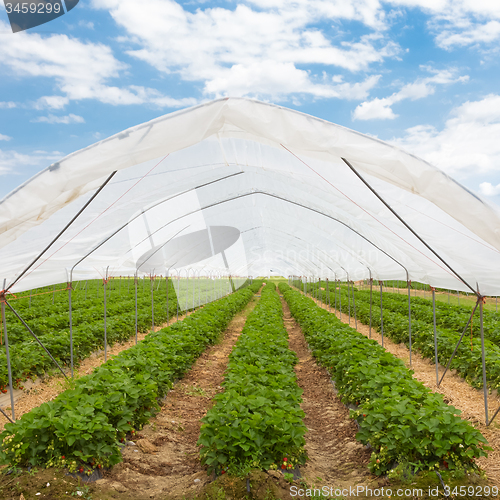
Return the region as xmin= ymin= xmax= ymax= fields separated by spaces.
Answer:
xmin=1 ymin=279 xmax=500 ymax=499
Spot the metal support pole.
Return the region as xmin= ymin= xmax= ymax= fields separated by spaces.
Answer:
xmin=104 ymin=278 xmax=108 ymax=363
xmin=432 ymin=288 xmax=439 ymax=385
xmin=69 ymin=282 xmax=74 ymax=378
xmin=0 ymin=406 xmax=13 ymax=423
xmin=334 ymin=279 xmax=337 ymax=313
xmin=5 ymin=300 xmax=68 ymax=380
xmin=1 ymin=282 xmax=15 ymax=420
xmin=457 ymin=290 xmax=460 ymax=306
xmin=165 ymin=273 xmax=169 ymax=326
xmin=353 ymin=281 xmax=357 ymax=329
xmin=185 ymin=274 xmax=189 ymax=313
xmin=135 ymin=275 xmax=138 ymax=344
xmin=347 ymin=278 xmax=351 ymax=325
xmin=380 ymin=281 xmax=384 ymax=347
xmin=85 ymin=280 xmax=88 ymax=300
xmin=480 ymin=297 xmax=489 ymax=424
xmin=408 ymin=278 xmax=412 ymax=367
xmin=177 ymin=275 xmax=180 ymax=321
xmin=327 ymin=278 xmax=330 ymax=312
xmin=439 ymin=300 xmax=479 ymax=386
xmin=369 ymin=278 xmax=373 ymax=339
xmin=151 ymin=275 xmax=155 ymax=332
xmin=52 ymin=284 xmax=55 ymax=304
xmin=339 ymin=280 xmax=342 ymax=321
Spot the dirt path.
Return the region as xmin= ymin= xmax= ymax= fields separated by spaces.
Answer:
xmin=0 ymin=310 xmax=193 ymax=433
xmin=308 ymin=294 xmax=500 ymax=487
xmin=281 ymin=297 xmax=377 ymax=492
xmin=94 ymin=294 xmax=260 ymax=500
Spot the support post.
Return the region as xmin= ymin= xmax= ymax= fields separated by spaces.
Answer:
xmin=104 ymin=278 xmax=108 ymax=363
xmin=347 ymin=278 xmax=351 ymax=325
xmin=68 ymin=282 xmax=74 ymax=378
xmin=432 ymin=288 xmax=439 ymax=385
xmin=353 ymin=281 xmax=357 ymax=329
xmin=380 ymin=281 xmax=384 ymax=347
xmin=177 ymin=274 xmax=180 ymax=321
xmin=334 ymin=279 xmax=337 ymax=314
xmin=408 ymin=277 xmax=412 ymax=367
xmin=339 ymin=280 xmax=342 ymax=321
xmin=5 ymin=300 xmax=68 ymax=380
xmin=439 ymin=300 xmax=479 ymax=386
xmin=166 ymin=273 xmax=169 ymax=326
xmin=327 ymin=278 xmax=330 ymax=312
xmin=1 ymin=282 xmax=15 ymax=420
xmin=135 ymin=275 xmax=138 ymax=344
xmin=151 ymin=275 xmax=155 ymax=332
xmin=480 ymin=296 xmax=489 ymax=425
xmin=369 ymin=278 xmax=373 ymax=339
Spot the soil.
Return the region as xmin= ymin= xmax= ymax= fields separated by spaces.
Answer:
xmin=90 ymin=294 xmax=261 ymax=499
xmin=281 ymin=298 xmax=376 ymax=491
xmin=0 ymin=311 xmax=193 ymax=434
xmin=1 ymin=287 xmax=497 ymax=500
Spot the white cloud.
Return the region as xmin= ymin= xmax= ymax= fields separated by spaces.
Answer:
xmin=390 ymin=94 xmax=500 ymax=175
xmin=0 ymin=21 xmax=197 ymax=109
xmin=32 ymin=114 xmax=85 ymax=124
xmin=0 ymin=148 xmax=62 ymax=177
xmin=0 ymin=102 xmax=16 ymax=109
xmin=0 ymin=134 xmax=11 ymax=141
xmin=386 ymin=0 xmax=500 ymax=50
xmin=34 ymin=96 xmax=70 ymax=110
xmin=78 ymin=20 xmax=95 ymax=29
xmin=479 ymin=182 xmax=500 ymax=197
xmin=352 ymin=67 xmax=468 ymax=120
xmin=91 ymin=0 xmax=400 ymax=100
xmin=435 ymin=20 xmax=500 ymax=49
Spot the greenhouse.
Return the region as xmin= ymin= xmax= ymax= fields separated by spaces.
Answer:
xmin=1 ymin=98 xmax=500 ymax=494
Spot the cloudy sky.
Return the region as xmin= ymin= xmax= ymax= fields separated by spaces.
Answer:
xmin=1 ymin=0 xmax=500 ymax=206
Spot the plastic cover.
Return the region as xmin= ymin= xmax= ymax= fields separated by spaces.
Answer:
xmin=0 ymin=97 xmax=499 ymax=295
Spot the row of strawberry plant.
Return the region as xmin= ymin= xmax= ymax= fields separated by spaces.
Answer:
xmin=279 ymin=283 xmax=489 ymax=476
xmin=313 ymin=280 xmax=500 ymax=346
xmin=198 ymin=283 xmax=307 ymax=475
xmin=0 ymin=280 xmax=179 ymax=389
xmin=0 ymin=279 xmax=262 ymax=472
xmin=4 ymin=278 xmax=178 ymax=343
xmin=311 ymin=283 xmax=500 ymax=391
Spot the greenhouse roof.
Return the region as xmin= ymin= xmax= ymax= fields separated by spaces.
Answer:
xmin=1 ymin=97 xmax=499 ymax=294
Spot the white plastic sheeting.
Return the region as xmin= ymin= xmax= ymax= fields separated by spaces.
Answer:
xmin=1 ymin=97 xmax=499 ymax=295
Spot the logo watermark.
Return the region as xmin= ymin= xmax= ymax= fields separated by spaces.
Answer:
xmin=289 ymin=484 xmax=499 ymax=497
xmin=3 ymin=0 xmax=79 ymax=33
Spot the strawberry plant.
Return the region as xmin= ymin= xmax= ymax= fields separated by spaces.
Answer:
xmin=280 ymin=283 xmax=489 ymax=476
xmin=198 ymin=283 xmax=307 ymax=475
xmin=311 ymin=282 xmax=500 ymax=391
xmin=0 ymin=280 xmax=262 ymax=471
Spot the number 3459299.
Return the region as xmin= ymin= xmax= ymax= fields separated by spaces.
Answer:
xmin=5 ymin=3 xmax=62 ymax=14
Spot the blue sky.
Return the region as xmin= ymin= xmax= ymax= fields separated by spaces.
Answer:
xmin=1 ymin=0 xmax=500 ymax=206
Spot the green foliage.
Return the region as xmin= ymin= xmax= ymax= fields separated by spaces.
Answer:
xmin=0 ymin=281 xmax=263 ymax=470
xmin=313 ymin=281 xmax=500 ymax=391
xmin=198 ymin=284 xmax=307 ymax=475
xmin=0 ymin=278 xmax=179 ymax=389
xmin=279 ymin=283 xmax=489 ymax=476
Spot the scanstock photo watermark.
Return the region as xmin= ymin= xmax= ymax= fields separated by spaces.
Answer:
xmin=289 ymin=485 xmax=499 ymax=497
xmin=3 ymin=0 xmax=78 ymax=33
